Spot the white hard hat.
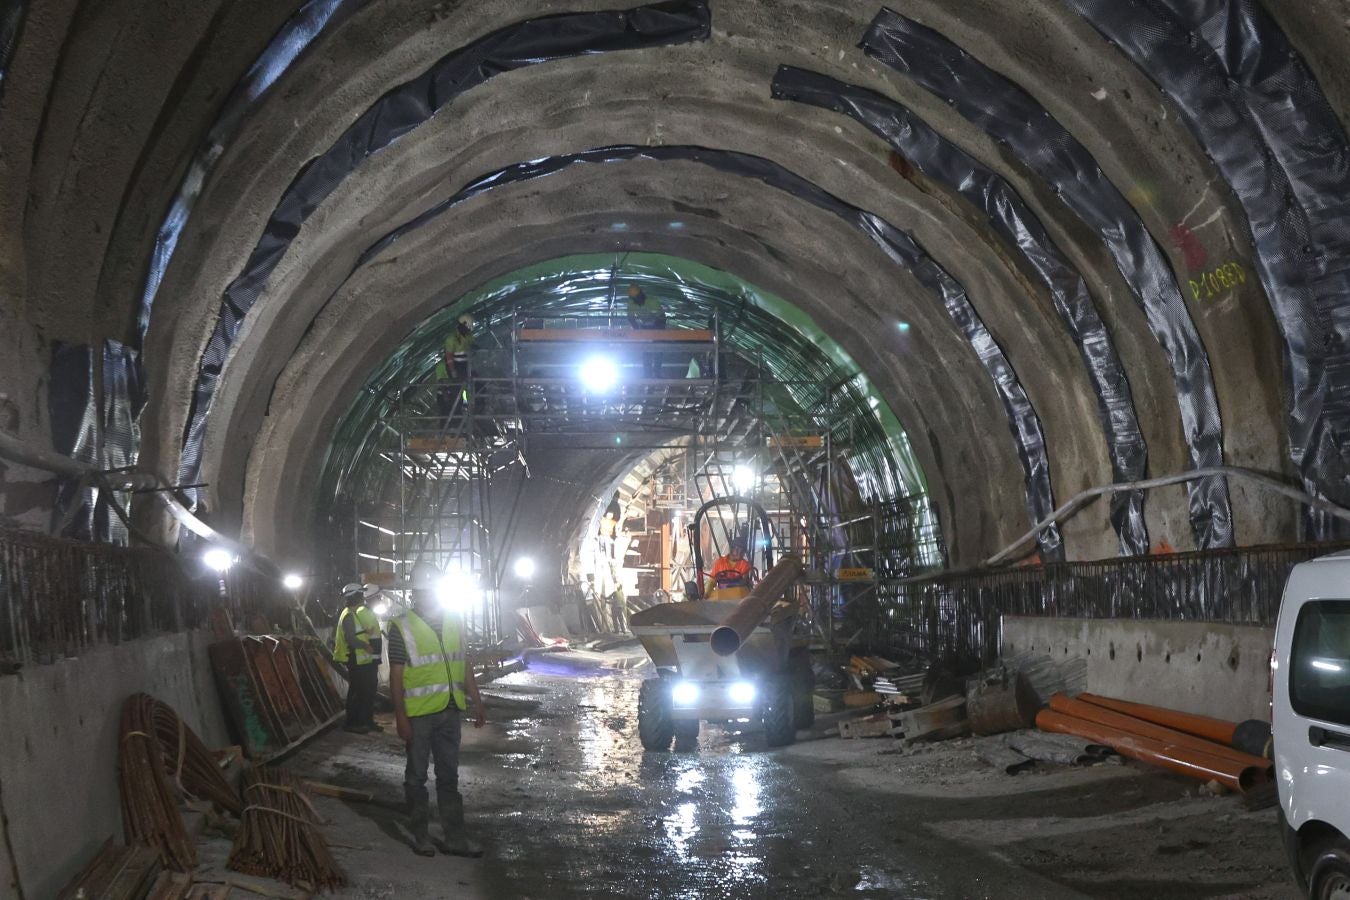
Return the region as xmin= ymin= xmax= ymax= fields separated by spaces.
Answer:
xmin=457 ymin=314 xmax=474 ymax=327
xmin=342 ymin=582 xmax=381 ymax=600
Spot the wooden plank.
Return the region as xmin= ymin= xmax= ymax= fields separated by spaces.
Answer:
xmin=518 ymin=328 xmax=714 ymax=343
xmin=766 ymin=435 xmax=824 ymax=449
xmin=405 ymin=436 xmax=467 ymax=452
xmin=840 ymin=714 xmax=895 ymax=739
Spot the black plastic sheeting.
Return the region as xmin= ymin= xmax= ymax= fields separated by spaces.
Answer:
xmin=46 ymin=341 xmax=145 ymax=543
xmin=138 ymin=0 xmax=367 ymax=342
xmin=176 ymin=0 xmax=711 ymax=503
xmin=773 ymin=65 xmax=1150 ymax=557
xmin=341 ymin=144 xmax=1064 ymax=561
xmin=862 ymin=10 xmax=1235 ymax=551
xmin=1066 ymin=0 xmax=1350 ymax=541
xmin=102 ymin=340 xmax=146 ymax=544
xmin=0 ymin=0 xmax=24 ymax=104
xmin=48 ymin=342 xmax=97 ymax=540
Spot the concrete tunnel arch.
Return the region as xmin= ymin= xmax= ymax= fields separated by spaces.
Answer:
xmin=297 ymin=251 xmax=941 ymax=589
xmin=2 ymin=0 xmax=1348 ymax=569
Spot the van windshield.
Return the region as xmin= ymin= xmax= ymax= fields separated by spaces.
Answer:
xmin=1291 ymin=600 xmax=1350 ymax=727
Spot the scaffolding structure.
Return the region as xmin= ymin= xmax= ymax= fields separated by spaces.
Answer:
xmin=350 ymin=311 xmax=942 ymax=648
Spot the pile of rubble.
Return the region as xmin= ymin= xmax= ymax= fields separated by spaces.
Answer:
xmin=820 ymin=656 xmax=1275 ymax=801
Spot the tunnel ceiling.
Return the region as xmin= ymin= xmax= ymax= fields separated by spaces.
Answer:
xmin=318 ymin=252 xmax=935 ymax=568
xmin=4 ymin=0 xmax=1350 ymax=569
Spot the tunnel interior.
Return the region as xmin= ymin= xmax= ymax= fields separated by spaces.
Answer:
xmin=4 ymin=0 xmax=1350 ymax=894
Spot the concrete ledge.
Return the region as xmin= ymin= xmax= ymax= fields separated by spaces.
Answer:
xmin=0 ymin=630 xmax=229 ymax=899
xmin=1000 ymin=616 xmax=1272 ymax=723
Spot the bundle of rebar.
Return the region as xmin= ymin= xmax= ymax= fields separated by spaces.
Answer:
xmin=118 ymin=693 xmax=244 ymax=870
xmin=229 ymin=766 xmax=346 ymax=891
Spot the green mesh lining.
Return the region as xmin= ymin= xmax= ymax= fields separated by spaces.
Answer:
xmin=317 ymin=253 xmax=941 ymax=562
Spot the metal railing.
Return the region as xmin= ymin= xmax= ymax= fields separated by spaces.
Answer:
xmin=0 ymin=527 xmax=289 ymax=666
xmin=865 ymin=541 xmax=1350 ymax=667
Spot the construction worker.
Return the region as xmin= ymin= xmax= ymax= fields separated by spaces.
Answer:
xmin=386 ymin=562 xmax=486 ymax=857
xmin=333 ymin=583 xmax=383 ymax=734
xmin=625 ymin=285 xmax=665 ymax=329
xmin=626 ymin=286 xmax=666 ymax=378
xmin=434 ymin=315 xmax=474 ymax=417
xmin=706 ymin=537 xmax=753 ymax=596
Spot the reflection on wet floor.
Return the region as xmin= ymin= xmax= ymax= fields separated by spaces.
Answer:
xmin=473 ymin=667 xmax=925 ymax=900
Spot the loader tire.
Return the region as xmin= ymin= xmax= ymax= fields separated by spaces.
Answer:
xmin=638 ymin=679 xmax=675 ymax=751
xmin=789 ymin=647 xmax=815 ymax=730
xmin=762 ymin=676 xmax=797 ymax=748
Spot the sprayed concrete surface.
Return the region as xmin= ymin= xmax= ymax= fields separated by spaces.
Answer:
xmin=282 ymin=656 xmax=1295 ymax=899
xmin=1002 ymin=616 xmax=1274 ymax=721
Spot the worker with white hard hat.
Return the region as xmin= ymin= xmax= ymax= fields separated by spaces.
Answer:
xmin=333 ymin=582 xmax=383 ymax=734
xmin=386 ymin=561 xmax=486 ymax=857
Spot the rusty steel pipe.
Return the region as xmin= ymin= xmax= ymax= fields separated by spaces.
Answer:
xmin=709 ymin=557 xmax=803 ymax=656
xmin=1048 ymin=694 xmax=1269 ymax=771
xmin=1036 ymin=709 xmax=1265 ymax=793
xmin=1076 ymin=693 xmax=1238 ymax=746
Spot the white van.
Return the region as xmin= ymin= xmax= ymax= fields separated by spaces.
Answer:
xmin=1274 ymin=553 xmax=1350 ymax=897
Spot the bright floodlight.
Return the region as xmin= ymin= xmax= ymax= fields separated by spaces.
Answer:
xmin=372 ymin=600 xmax=390 ymax=616
xmin=671 ymin=681 xmax=701 ymax=707
xmin=728 ymin=681 xmax=757 ymax=705
xmin=204 ymin=548 xmax=234 ymax=572
xmin=282 ymin=573 xmax=303 ymax=590
xmin=579 ymin=355 xmax=619 ymax=392
xmin=732 ymin=464 xmax=756 ymax=493
xmin=513 ymin=557 xmax=536 ymax=579
xmin=437 ymin=570 xmax=480 ymax=613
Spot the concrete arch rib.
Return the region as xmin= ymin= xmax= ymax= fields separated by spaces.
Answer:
xmin=1068 ymin=0 xmax=1350 ymax=539
xmin=774 ymin=65 xmax=1151 ymax=557
xmin=862 ymin=10 xmax=1235 ymax=551
xmin=219 ymin=144 xmax=1065 ymax=562
xmin=240 ymin=199 xmax=1017 ymax=569
xmin=169 ymin=0 xmax=712 ymax=499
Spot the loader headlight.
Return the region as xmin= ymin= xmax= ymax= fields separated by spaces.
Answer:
xmin=728 ymin=681 xmax=757 ymax=705
xmin=671 ymin=681 xmax=701 ymax=707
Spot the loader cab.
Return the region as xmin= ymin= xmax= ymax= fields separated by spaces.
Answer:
xmin=1274 ymin=553 xmax=1350 ymax=898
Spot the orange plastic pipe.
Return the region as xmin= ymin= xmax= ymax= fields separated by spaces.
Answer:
xmin=1076 ymin=693 xmax=1238 ymax=745
xmin=1048 ymin=695 xmax=1269 ymax=771
xmin=1036 ymin=709 xmax=1264 ymax=793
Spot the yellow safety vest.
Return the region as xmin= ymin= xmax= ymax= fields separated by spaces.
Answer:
xmin=391 ymin=611 xmax=467 ymax=717
xmin=334 ymin=604 xmax=380 ymax=665
xmin=433 ymin=331 xmax=472 ymax=381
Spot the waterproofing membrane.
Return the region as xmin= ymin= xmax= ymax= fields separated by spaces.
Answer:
xmin=102 ymin=340 xmax=145 ymax=545
xmin=48 ymin=342 xmax=97 ymax=539
xmin=176 ymin=0 xmax=712 ymax=503
xmin=1066 ymin=0 xmax=1350 ymax=540
xmin=773 ymin=65 xmax=1150 ymax=557
xmin=862 ymin=9 xmax=1235 ymax=551
xmin=347 ymin=144 xmax=1063 ymax=560
xmin=0 ymin=0 xmax=24 ymax=102
xmin=138 ymin=0 xmax=366 ymax=341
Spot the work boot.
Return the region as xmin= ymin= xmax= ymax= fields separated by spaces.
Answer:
xmin=436 ymin=792 xmax=484 ymax=858
xmin=405 ymin=788 xmax=436 ymax=857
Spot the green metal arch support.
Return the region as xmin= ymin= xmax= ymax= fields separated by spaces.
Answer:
xmin=317 ymin=252 xmax=942 ymax=564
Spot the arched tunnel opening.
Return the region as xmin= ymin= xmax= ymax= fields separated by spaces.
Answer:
xmin=3 ymin=0 xmax=1350 ymax=895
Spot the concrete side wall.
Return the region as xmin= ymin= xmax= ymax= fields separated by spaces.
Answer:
xmin=0 ymin=631 xmax=229 ymax=900
xmin=1000 ymin=616 xmax=1272 ymax=723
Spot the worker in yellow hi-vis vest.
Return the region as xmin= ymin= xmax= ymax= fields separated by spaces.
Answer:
xmin=434 ymin=315 xmax=474 ymax=417
xmin=387 ymin=562 xmax=486 ymax=858
xmin=333 ymin=582 xmax=383 ymax=734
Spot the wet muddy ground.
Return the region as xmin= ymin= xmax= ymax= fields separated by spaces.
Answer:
xmin=288 ymin=660 xmax=1297 ymax=899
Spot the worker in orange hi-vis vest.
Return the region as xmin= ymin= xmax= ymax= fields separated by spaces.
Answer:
xmin=706 ymin=537 xmax=753 ymax=598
